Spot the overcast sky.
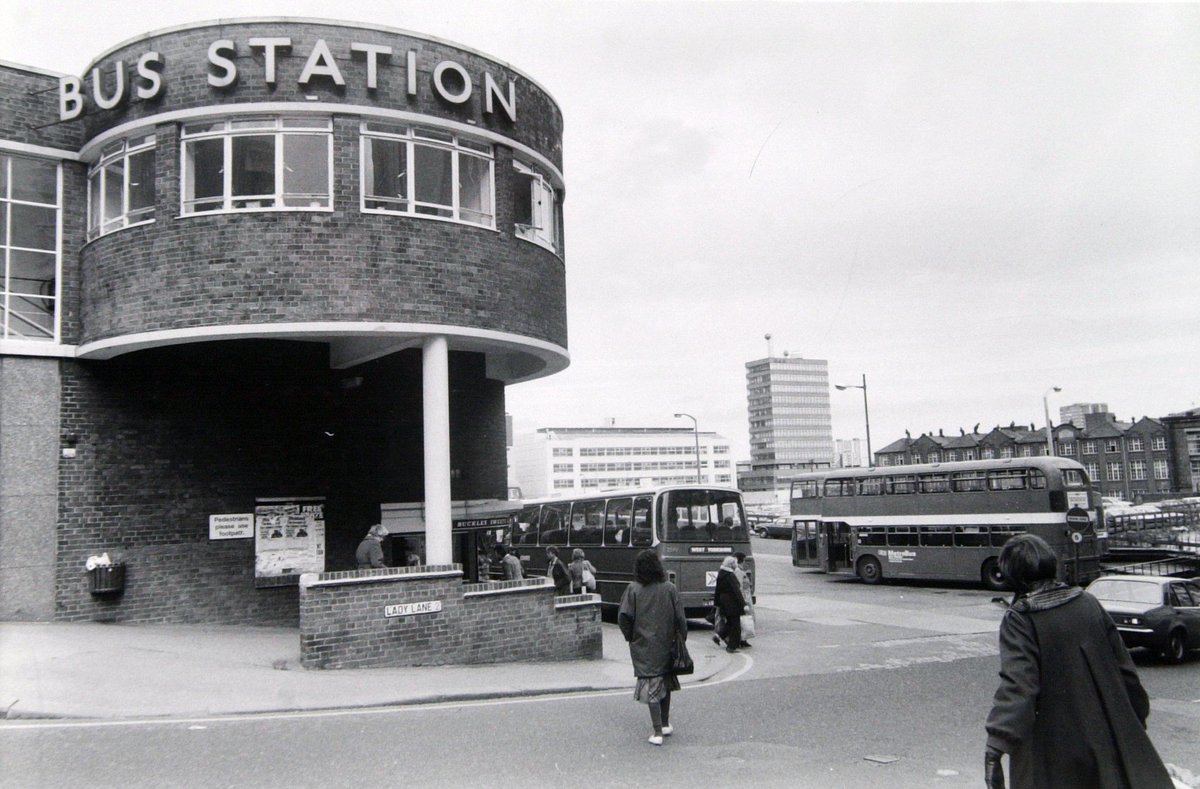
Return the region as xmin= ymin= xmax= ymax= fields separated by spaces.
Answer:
xmin=5 ymin=1 xmax=1197 ymax=461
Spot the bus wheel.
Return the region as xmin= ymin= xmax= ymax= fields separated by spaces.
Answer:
xmin=856 ymin=556 xmax=882 ymax=584
xmin=981 ymin=559 xmax=1007 ymax=592
xmin=1163 ymin=630 xmax=1186 ymax=664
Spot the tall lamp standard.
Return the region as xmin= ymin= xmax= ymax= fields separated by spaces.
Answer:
xmin=1043 ymin=386 xmax=1062 ymax=457
xmin=674 ymin=413 xmax=702 ymax=483
xmin=834 ymin=374 xmax=872 ymax=467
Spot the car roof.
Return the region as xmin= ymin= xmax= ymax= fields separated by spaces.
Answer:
xmin=1090 ymin=575 xmax=1175 ymax=587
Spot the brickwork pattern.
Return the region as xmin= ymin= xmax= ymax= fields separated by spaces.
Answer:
xmin=299 ymin=568 xmax=602 ymax=669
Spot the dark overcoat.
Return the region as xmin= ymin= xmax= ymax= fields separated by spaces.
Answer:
xmin=618 ymin=581 xmax=687 ymax=678
xmin=714 ymin=568 xmax=745 ymax=620
xmin=986 ymin=590 xmax=1173 ymax=789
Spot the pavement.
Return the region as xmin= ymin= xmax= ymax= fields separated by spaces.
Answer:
xmin=0 ymin=619 xmax=735 ymax=720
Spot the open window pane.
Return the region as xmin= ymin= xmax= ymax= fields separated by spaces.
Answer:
xmin=127 ymin=148 xmax=155 ymax=219
xmin=365 ymin=138 xmax=407 ymax=210
xmin=102 ymin=160 xmax=124 ymax=232
xmin=232 ymin=135 xmax=276 ymax=204
xmin=413 ymin=144 xmax=453 ymax=217
xmin=458 ymin=153 xmax=492 ymax=225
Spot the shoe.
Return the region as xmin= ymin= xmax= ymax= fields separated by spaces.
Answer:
xmin=739 ymin=641 xmax=752 ymax=648
xmin=648 ymin=735 xmax=663 ymax=746
xmin=725 ymin=646 xmax=738 ymax=653
xmin=712 ymin=635 xmax=721 ymax=645
xmin=662 ymin=725 xmax=673 ymax=737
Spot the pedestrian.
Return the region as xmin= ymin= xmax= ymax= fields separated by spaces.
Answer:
xmin=545 ymin=545 xmax=571 ymax=595
xmin=712 ymin=555 xmax=747 ymax=652
xmin=568 ymin=547 xmax=598 ymax=594
xmin=618 ymin=548 xmax=687 ymax=746
xmin=984 ymin=534 xmax=1174 ymax=789
xmin=497 ymin=544 xmax=523 ymax=580
xmin=355 ymin=524 xmax=389 ymax=569
xmin=734 ymin=551 xmax=754 ymax=647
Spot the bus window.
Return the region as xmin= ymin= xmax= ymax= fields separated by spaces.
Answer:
xmin=631 ymin=495 xmax=652 ymax=546
xmin=714 ymin=497 xmax=748 ymax=540
xmin=988 ymin=469 xmax=1028 ymax=491
xmin=990 ymin=524 xmax=1025 ymax=547
xmin=792 ymin=480 xmax=819 ymax=499
xmin=570 ymin=499 xmax=603 ymax=545
xmin=1062 ymin=469 xmax=1086 ymax=488
xmin=539 ymin=503 xmax=569 ymax=545
xmin=514 ymin=505 xmax=540 ymax=545
xmin=858 ymin=478 xmax=884 ymax=496
xmin=825 ymin=479 xmax=854 ymax=497
xmin=856 ymin=526 xmax=886 ymax=546
xmin=1029 ymin=469 xmax=1047 ymax=489
xmin=886 ymin=475 xmax=916 ymax=494
xmin=604 ymin=498 xmax=632 ymax=546
xmin=887 ymin=526 xmax=919 ymax=546
xmin=919 ymin=474 xmax=950 ymax=494
xmin=954 ymin=526 xmax=989 ymax=547
xmin=920 ymin=526 xmax=953 ymax=546
xmin=951 ymin=471 xmax=987 ymax=492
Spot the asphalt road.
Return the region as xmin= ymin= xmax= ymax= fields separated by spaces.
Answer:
xmin=2 ymin=534 xmax=1196 ymax=789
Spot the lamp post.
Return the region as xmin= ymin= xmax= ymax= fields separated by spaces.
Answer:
xmin=834 ymin=374 xmax=872 ymax=467
xmin=1043 ymin=386 xmax=1062 ymax=457
xmin=674 ymin=413 xmax=702 ymax=483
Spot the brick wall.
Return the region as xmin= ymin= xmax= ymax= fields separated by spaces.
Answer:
xmin=299 ymin=566 xmax=602 ymax=669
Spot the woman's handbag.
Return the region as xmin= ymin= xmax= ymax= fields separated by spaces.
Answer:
xmin=740 ymin=612 xmax=756 ymax=640
xmin=671 ymin=631 xmax=694 ymax=675
xmin=581 ymin=566 xmax=597 ymax=592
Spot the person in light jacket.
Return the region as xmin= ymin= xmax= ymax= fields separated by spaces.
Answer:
xmin=984 ymin=534 xmax=1173 ymax=789
xmin=618 ymin=549 xmax=687 ymax=746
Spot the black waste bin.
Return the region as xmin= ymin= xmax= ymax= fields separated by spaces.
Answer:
xmin=89 ymin=563 xmax=125 ymax=594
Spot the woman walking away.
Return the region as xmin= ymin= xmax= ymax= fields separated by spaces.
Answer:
xmin=985 ymin=534 xmax=1173 ymax=789
xmin=713 ymin=556 xmax=747 ymax=652
xmin=569 ymin=548 xmax=598 ymax=595
xmin=619 ymin=549 xmax=687 ymax=746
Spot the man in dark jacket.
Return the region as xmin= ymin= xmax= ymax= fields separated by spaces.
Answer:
xmin=985 ymin=534 xmax=1173 ymax=789
xmin=545 ymin=546 xmax=571 ymax=595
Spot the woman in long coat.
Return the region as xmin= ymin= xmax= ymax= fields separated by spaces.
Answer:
xmin=713 ymin=555 xmax=747 ymax=653
xmin=618 ymin=549 xmax=687 ymax=746
xmin=985 ymin=534 xmax=1173 ymax=789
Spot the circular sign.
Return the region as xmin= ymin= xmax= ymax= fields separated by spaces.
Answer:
xmin=1065 ymin=507 xmax=1091 ymax=529
xmin=1071 ymin=531 xmax=1084 ymax=544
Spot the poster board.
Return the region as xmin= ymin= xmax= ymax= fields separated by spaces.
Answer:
xmin=254 ymin=497 xmax=325 ymax=586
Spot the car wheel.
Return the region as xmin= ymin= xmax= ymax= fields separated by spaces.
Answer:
xmin=1163 ymin=629 xmax=1186 ymax=664
xmin=856 ymin=556 xmax=882 ymax=585
xmin=981 ymin=558 xmax=1007 ymax=592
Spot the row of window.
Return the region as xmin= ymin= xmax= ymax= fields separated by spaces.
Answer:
xmin=882 ymin=435 xmax=1169 ymax=466
xmin=88 ymin=117 xmax=563 ymax=255
xmin=1084 ymin=460 xmax=1169 ymax=482
xmin=576 ymin=445 xmax=729 ymax=457
xmin=1 ymin=154 xmax=59 ymax=341
xmin=855 ymin=524 xmax=1028 ymax=548
xmin=794 ymin=467 xmax=1061 ymax=499
xmin=1061 ymin=436 xmax=1167 ymax=454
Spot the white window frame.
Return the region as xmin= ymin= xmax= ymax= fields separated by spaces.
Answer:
xmin=360 ymin=122 xmax=495 ymax=228
xmin=1128 ymin=436 xmax=1144 ymax=452
xmin=512 ymin=159 xmax=562 ymax=255
xmin=181 ymin=117 xmax=333 ymax=215
xmin=1129 ymin=460 xmax=1147 ymax=481
xmin=1151 ymin=435 xmax=1167 ymax=451
xmin=1 ymin=153 xmax=61 ymax=343
xmin=87 ymin=132 xmax=155 ymax=240
xmin=1153 ymin=459 xmax=1169 ymax=480
xmin=1106 ymin=462 xmax=1122 ymax=481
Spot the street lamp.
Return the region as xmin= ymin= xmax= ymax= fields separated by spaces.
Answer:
xmin=674 ymin=413 xmax=702 ymax=483
xmin=1043 ymin=386 xmax=1062 ymax=457
xmin=834 ymin=374 xmax=872 ymax=467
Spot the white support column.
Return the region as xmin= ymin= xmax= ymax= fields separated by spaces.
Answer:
xmin=422 ymin=335 xmax=453 ymax=565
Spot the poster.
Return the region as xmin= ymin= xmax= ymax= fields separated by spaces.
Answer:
xmin=254 ymin=498 xmax=325 ymax=581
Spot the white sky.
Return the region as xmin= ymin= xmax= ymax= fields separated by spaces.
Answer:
xmin=5 ymin=1 xmax=1197 ymax=461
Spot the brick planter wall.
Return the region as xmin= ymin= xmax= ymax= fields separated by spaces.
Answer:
xmin=299 ymin=565 xmax=602 ymax=669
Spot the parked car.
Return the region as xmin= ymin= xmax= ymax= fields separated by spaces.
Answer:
xmin=754 ymin=518 xmax=793 ymax=539
xmin=1085 ymin=575 xmax=1200 ymax=663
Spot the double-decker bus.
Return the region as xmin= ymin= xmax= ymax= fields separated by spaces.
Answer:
xmin=789 ymin=457 xmax=1103 ymax=590
xmin=506 ymin=485 xmax=752 ymax=618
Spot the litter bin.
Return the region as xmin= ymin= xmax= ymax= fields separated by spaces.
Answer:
xmin=89 ymin=563 xmax=126 ymax=594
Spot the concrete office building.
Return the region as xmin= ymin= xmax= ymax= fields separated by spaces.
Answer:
xmin=1060 ymin=402 xmax=1110 ymax=429
xmin=740 ymin=354 xmax=834 ymax=492
xmin=510 ymin=426 xmax=734 ymax=499
xmin=0 ymin=19 xmax=567 ymax=623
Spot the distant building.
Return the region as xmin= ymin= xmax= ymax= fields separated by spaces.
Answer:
xmin=509 ymin=426 xmax=734 ymax=499
xmin=1160 ymin=407 xmax=1200 ymax=494
xmin=1060 ymin=402 xmax=1109 ymax=429
xmin=835 ymin=438 xmax=865 ymax=468
xmin=740 ymin=354 xmax=834 ymax=493
xmin=876 ymin=411 xmax=1178 ymax=500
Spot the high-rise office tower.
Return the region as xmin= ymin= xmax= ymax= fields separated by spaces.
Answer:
xmin=741 ymin=353 xmax=834 ymax=492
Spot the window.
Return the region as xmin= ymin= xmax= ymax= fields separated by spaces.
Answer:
xmin=1 ymin=154 xmax=59 ymax=341
xmin=569 ymin=500 xmax=603 ymax=545
xmin=988 ymin=469 xmax=1031 ymax=491
xmin=1000 ymin=446 xmax=1013 ymax=459
xmin=1086 ymin=462 xmax=1100 ymax=481
xmin=1128 ymin=436 xmax=1144 ymax=452
xmin=887 ymin=526 xmax=918 ymax=546
xmin=824 ymin=479 xmax=855 ymax=497
xmin=927 ymin=451 xmax=940 ymax=463
xmin=1105 ymin=440 xmax=1120 ymax=453
xmin=1062 ymin=469 xmax=1087 ymax=488
xmin=513 ymin=159 xmax=562 ymax=254
xmin=954 ymin=526 xmax=989 ymax=547
xmin=604 ymin=498 xmax=632 ymax=545
xmin=951 ymin=471 xmax=987 ymax=492
xmin=1060 ymin=442 xmax=1075 ymax=456
xmin=182 ymin=117 xmax=331 ymax=213
xmin=88 ymin=133 xmax=155 ymax=239
xmin=553 ymin=479 xmax=575 ymax=490
xmin=552 ymin=448 xmax=574 ymax=457
xmin=990 ymin=525 xmax=1026 ymax=547
xmin=1129 ymin=460 xmax=1146 ymax=481
xmin=918 ymin=473 xmax=950 ymax=493
xmin=1153 ymin=460 xmax=1168 ymax=480
xmin=981 ymin=448 xmax=995 ymax=459
xmin=857 ymin=477 xmax=884 ymax=496
xmin=963 ymin=450 xmax=977 ymax=461
xmin=362 ymin=122 xmax=494 ymax=227
xmin=886 ymin=475 xmax=916 ymax=494
xmin=1151 ymin=435 xmax=1166 ymax=451
xmin=631 ymin=496 xmax=653 ymax=547
xmin=856 ymin=526 xmax=886 ymax=547
xmin=944 ymin=451 xmax=957 ymax=462
xmin=1106 ymin=462 xmax=1122 ymax=481
xmin=920 ymin=526 xmax=954 ymax=547
xmin=539 ymin=503 xmax=569 ymax=543
xmin=1082 ymin=441 xmax=1097 ymax=455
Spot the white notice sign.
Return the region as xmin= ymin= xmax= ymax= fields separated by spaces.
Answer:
xmin=385 ymin=600 xmax=443 ymax=618
xmin=209 ymin=513 xmax=254 ymax=540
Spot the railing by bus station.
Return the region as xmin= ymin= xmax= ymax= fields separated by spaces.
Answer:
xmin=1103 ymin=555 xmax=1200 ymax=579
